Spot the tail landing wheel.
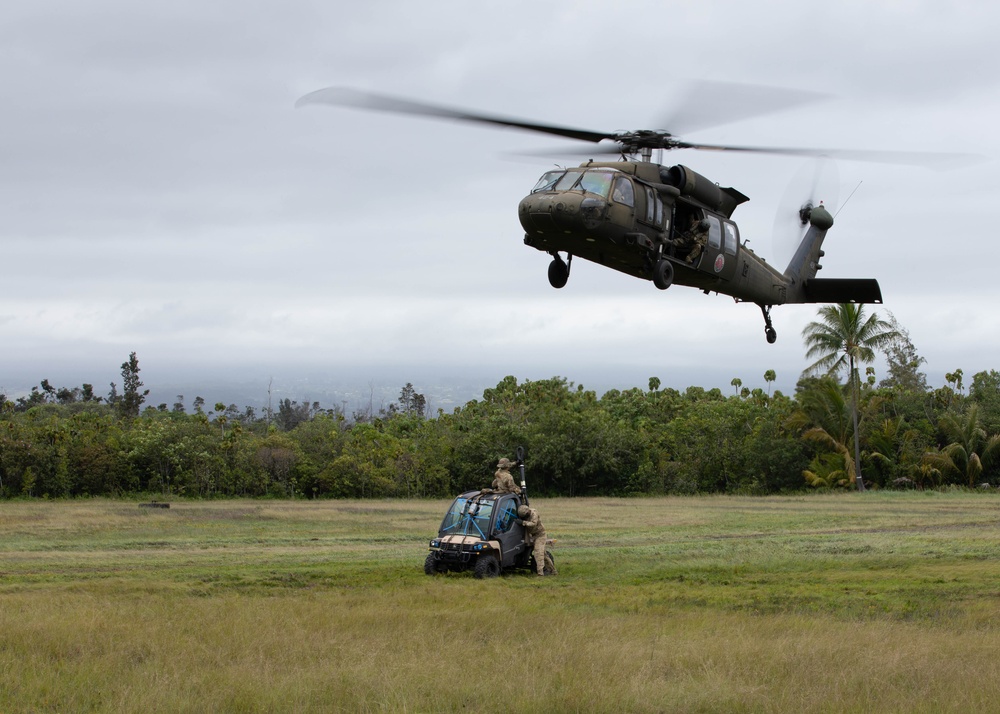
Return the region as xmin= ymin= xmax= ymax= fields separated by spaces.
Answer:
xmin=548 ymin=253 xmax=571 ymax=289
xmin=760 ymin=304 xmax=777 ymax=344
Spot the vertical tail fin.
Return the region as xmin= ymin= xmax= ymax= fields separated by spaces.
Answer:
xmin=783 ymin=202 xmax=834 ymax=291
xmin=783 ymin=203 xmax=884 ymax=304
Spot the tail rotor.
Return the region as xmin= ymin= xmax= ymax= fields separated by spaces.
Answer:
xmin=772 ymin=158 xmax=840 ymax=268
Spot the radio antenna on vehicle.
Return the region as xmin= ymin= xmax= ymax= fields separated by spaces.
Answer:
xmin=516 ymin=445 xmax=528 ymax=506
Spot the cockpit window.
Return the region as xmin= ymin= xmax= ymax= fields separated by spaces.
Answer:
xmin=554 ymin=170 xmax=584 ymax=191
xmin=577 ymin=171 xmax=614 ymax=198
xmin=531 ymin=171 xmax=564 ymax=193
xmin=612 ymin=177 xmax=635 ymax=206
xmin=547 ymin=169 xmax=616 ymax=197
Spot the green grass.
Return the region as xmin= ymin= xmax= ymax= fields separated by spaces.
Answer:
xmin=4 ymin=493 xmax=1000 ymax=712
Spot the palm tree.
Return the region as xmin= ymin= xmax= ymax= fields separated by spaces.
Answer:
xmin=801 ymin=303 xmax=898 ymax=490
xmin=788 ymin=376 xmax=857 ymax=488
xmin=803 ymin=451 xmax=852 ymax=489
xmin=923 ymin=404 xmax=1000 ymax=486
xmin=865 ymin=416 xmax=926 ymax=487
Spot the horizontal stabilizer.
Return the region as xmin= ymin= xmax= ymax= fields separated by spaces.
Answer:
xmin=802 ymin=278 xmax=883 ymax=304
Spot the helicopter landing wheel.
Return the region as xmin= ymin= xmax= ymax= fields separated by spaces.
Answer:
xmin=652 ymin=259 xmax=674 ymax=290
xmin=759 ymin=304 xmax=777 ymax=343
xmin=547 ymin=255 xmax=570 ymax=289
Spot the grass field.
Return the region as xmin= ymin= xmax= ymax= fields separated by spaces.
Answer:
xmin=4 ymin=492 xmax=1000 ymax=712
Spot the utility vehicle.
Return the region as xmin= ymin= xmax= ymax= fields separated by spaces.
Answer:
xmin=424 ymin=490 xmax=555 ymax=578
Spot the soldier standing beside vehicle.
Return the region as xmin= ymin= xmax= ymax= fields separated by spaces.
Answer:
xmin=491 ymin=457 xmax=522 ymax=495
xmin=518 ymin=504 xmax=556 ymax=576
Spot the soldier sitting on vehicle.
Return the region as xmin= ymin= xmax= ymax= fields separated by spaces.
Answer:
xmin=518 ymin=504 xmax=557 ymax=576
xmin=483 ymin=457 xmax=522 ymax=495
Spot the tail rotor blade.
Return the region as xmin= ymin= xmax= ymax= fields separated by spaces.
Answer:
xmin=772 ymin=158 xmax=840 ymax=267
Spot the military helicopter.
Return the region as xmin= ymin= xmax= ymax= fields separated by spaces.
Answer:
xmin=296 ymin=85 xmax=967 ymax=343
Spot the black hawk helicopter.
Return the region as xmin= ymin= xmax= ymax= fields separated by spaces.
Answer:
xmin=296 ymin=84 xmax=968 ymax=343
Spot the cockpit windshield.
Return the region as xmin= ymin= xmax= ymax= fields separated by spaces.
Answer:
xmin=533 ymin=169 xmax=617 ymax=197
xmin=577 ymin=171 xmax=614 ymax=197
xmin=543 ymin=170 xmax=616 ymax=197
xmin=439 ymin=496 xmax=495 ymax=539
xmin=531 ymin=170 xmax=564 ymax=193
xmin=554 ymin=170 xmax=584 ymax=191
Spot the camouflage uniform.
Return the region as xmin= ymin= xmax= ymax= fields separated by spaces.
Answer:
xmin=685 ymin=223 xmax=708 ymax=263
xmin=492 ymin=457 xmax=522 ymax=495
xmin=518 ymin=505 xmax=556 ymax=576
xmin=670 ymin=216 xmax=709 ymax=263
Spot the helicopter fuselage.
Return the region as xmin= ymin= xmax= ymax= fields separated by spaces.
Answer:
xmin=519 ymin=160 xmax=881 ymax=342
xmin=295 ymin=85 xmax=891 ymax=342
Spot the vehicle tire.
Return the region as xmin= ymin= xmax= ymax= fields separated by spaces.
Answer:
xmin=548 ymin=259 xmax=569 ymax=289
xmin=652 ymin=259 xmax=674 ymax=290
xmin=766 ymin=327 xmax=777 ymax=344
xmin=424 ymin=552 xmax=443 ymax=575
xmin=543 ymin=550 xmax=557 ymax=576
xmin=473 ymin=554 xmax=501 ymax=579
xmin=529 ymin=550 xmax=557 ymax=575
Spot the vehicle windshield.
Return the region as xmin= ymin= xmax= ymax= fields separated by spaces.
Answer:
xmin=439 ymin=496 xmax=495 ymax=538
xmin=531 ymin=170 xmax=564 ymax=193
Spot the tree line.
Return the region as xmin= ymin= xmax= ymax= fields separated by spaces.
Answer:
xmin=3 ymin=308 xmax=1000 ymax=499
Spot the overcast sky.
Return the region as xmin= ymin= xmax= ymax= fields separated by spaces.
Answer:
xmin=2 ymin=0 xmax=997 ymax=407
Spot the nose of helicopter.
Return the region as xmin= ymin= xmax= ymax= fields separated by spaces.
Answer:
xmin=518 ymin=192 xmax=604 ymax=234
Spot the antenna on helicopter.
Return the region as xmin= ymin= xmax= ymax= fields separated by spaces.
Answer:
xmin=834 ymin=181 xmax=863 ymax=218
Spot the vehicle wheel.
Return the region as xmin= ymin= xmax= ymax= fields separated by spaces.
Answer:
xmin=424 ymin=552 xmax=443 ymax=575
xmin=473 ymin=554 xmax=500 ymax=579
xmin=548 ymin=259 xmax=569 ymax=289
xmin=652 ymin=259 xmax=673 ymax=290
xmin=766 ymin=327 xmax=777 ymax=344
xmin=543 ymin=550 xmax=557 ymax=576
xmin=529 ymin=550 xmax=557 ymax=576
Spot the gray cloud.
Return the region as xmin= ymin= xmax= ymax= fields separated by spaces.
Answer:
xmin=2 ymin=0 xmax=997 ymax=404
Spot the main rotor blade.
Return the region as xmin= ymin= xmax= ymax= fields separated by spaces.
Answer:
xmin=515 ymin=140 xmax=982 ymax=169
xmin=656 ymin=80 xmax=830 ymax=136
xmin=296 ymin=87 xmax=613 ymax=144
xmin=672 ymin=140 xmax=984 ymax=169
